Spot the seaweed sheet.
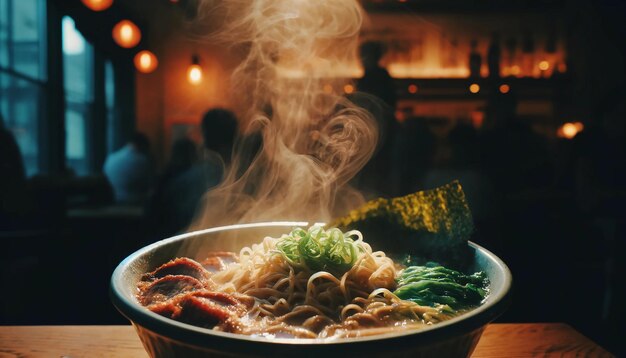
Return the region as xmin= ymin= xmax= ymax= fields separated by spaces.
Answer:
xmin=330 ymin=181 xmax=475 ymax=269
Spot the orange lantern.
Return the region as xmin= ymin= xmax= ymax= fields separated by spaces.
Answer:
xmin=81 ymin=0 xmax=113 ymax=11
xmin=187 ymin=55 xmax=203 ymax=85
xmin=112 ymin=20 xmax=141 ymax=49
xmin=134 ymin=50 xmax=158 ymax=74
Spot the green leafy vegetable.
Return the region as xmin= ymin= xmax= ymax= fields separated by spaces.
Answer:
xmin=393 ymin=265 xmax=489 ymax=310
xmin=275 ymin=226 xmax=362 ymax=275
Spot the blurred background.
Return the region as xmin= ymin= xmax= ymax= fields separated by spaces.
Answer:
xmin=0 ymin=0 xmax=624 ymax=355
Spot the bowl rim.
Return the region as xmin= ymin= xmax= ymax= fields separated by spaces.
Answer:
xmin=110 ymin=221 xmax=512 ymax=350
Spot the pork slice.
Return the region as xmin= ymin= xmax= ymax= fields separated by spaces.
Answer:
xmin=175 ymin=295 xmax=236 ymax=328
xmin=147 ymin=298 xmax=183 ymax=319
xmin=142 ymin=257 xmax=210 ymax=283
xmin=139 ymin=275 xmax=204 ymax=306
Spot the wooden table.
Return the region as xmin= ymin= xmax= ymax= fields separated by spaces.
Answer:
xmin=0 ymin=323 xmax=614 ymax=357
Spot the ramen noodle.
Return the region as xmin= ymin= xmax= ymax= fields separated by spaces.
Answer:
xmin=137 ymin=226 xmax=488 ymax=339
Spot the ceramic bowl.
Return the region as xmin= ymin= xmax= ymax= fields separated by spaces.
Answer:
xmin=111 ymin=221 xmax=511 ymax=358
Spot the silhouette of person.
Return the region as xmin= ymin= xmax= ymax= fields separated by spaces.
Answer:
xmin=153 ymin=109 xmax=238 ymax=236
xmin=469 ymin=39 xmax=482 ymax=78
xmin=479 ymin=89 xmax=551 ymax=197
xmin=354 ymin=41 xmax=398 ymax=197
xmin=103 ymin=132 xmax=154 ymax=204
xmin=487 ymin=33 xmax=501 ymax=79
xmin=0 ymin=116 xmax=30 ymax=229
xmin=357 ymin=41 xmax=397 ymax=110
xmin=146 ymin=137 xmax=200 ymax=238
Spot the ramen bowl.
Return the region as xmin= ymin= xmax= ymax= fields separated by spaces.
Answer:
xmin=110 ymin=221 xmax=511 ymax=358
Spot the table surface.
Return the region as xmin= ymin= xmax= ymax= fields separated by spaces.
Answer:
xmin=0 ymin=323 xmax=614 ymax=357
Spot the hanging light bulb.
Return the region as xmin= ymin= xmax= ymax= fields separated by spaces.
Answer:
xmin=134 ymin=50 xmax=158 ymax=74
xmin=187 ymin=55 xmax=203 ymax=85
xmin=112 ymin=20 xmax=141 ymax=48
xmin=81 ymin=0 xmax=113 ymax=11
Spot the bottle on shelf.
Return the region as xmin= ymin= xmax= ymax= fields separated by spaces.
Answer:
xmin=487 ymin=32 xmax=501 ymax=79
xmin=521 ymin=29 xmax=535 ymax=77
xmin=469 ymin=39 xmax=482 ymax=78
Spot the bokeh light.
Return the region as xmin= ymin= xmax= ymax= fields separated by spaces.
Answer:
xmin=81 ymin=0 xmax=113 ymax=11
xmin=134 ymin=50 xmax=158 ymax=74
xmin=112 ymin=20 xmax=141 ymax=49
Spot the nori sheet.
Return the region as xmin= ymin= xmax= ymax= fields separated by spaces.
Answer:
xmin=330 ymin=181 xmax=475 ymax=270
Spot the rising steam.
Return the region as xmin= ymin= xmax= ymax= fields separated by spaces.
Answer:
xmin=190 ymin=0 xmax=378 ymax=228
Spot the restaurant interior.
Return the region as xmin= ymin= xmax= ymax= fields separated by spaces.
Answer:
xmin=0 ymin=0 xmax=624 ymax=355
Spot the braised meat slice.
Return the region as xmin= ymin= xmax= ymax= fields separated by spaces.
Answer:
xmin=144 ymin=289 xmax=254 ymax=333
xmin=139 ymin=275 xmax=204 ymax=306
xmin=176 ymin=295 xmax=233 ymax=326
xmin=142 ymin=257 xmax=210 ymax=282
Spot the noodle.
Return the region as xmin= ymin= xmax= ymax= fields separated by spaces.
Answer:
xmin=138 ymin=226 xmax=486 ymax=339
xmin=205 ymin=227 xmax=447 ymax=337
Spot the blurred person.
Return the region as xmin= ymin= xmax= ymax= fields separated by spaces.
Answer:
xmin=574 ymin=87 xmax=626 ymax=216
xmin=146 ymin=137 xmax=200 ymax=238
xmin=354 ymin=41 xmax=399 ymax=197
xmin=573 ymin=86 xmax=626 ymax=349
xmin=156 ymin=109 xmax=238 ymax=235
xmin=0 ymin=115 xmax=31 ymax=229
xmin=478 ymin=88 xmax=558 ymax=325
xmin=394 ymin=116 xmax=435 ymax=195
xmin=357 ymin=41 xmax=397 ymax=110
xmin=479 ymin=89 xmax=552 ymax=197
xmin=423 ymin=122 xmax=496 ymax=223
xmin=103 ymin=132 xmax=154 ymax=205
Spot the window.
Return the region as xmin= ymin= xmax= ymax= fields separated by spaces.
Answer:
xmin=63 ymin=16 xmax=94 ymax=176
xmin=2 ymin=2 xmax=127 ymax=177
xmin=0 ymin=0 xmax=46 ymax=176
xmin=105 ymin=59 xmax=116 ymax=155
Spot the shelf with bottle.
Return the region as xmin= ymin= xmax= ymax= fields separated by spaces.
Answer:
xmin=392 ymin=76 xmax=571 ymax=101
xmin=362 ymin=0 xmax=566 ymax=14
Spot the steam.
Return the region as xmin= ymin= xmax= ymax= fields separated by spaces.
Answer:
xmin=190 ymin=0 xmax=378 ymax=228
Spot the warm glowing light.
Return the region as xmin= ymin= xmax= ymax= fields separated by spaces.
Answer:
xmin=471 ymin=110 xmax=485 ymax=128
xmin=134 ymin=50 xmax=158 ymax=74
xmin=469 ymin=83 xmax=480 ymax=94
xmin=538 ymin=60 xmax=550 ymax=71
xmin=408 ymin=84 xmax=418 ymax=94
xmin=388 ymin=63 xmax=469 ymax=79
xmin=188 ymin=64 xmax=203 ymax=85
xmin=557 ymin=122 xmax=584 ymax=139
xmin=323 ymin=84 xmax=333 ymax=94
xmin=344 ymin=84 xmax=354 ymax=94
xmin=510 ymin=65 xmax=521 ymax=76
xmin=574 ymin=122 xmax=584 ymax=132
xmin=499 ymin=84 xmax=510 ymax=94
xmin=112 ymin=20 xmax=141 ymax=48
xmin=395 ymin=110 xmax=406 ymax=122
xmin=81 ymin=0 xmax=113 ymax=11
